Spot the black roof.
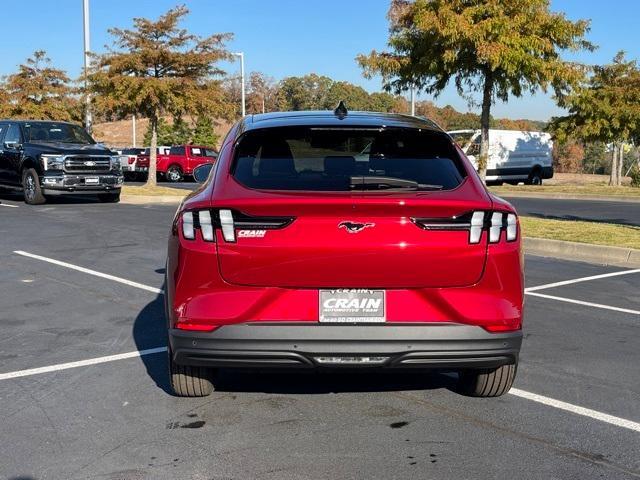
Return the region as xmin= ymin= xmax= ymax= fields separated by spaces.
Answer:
xmin=239 ymin=110 xmax=443 ymax=133
xmin=0 ymin=119 xmax=80 ymax=126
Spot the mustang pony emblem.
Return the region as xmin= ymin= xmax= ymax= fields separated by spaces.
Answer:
xmin=338 ymin=221 xmax=375 ymax=233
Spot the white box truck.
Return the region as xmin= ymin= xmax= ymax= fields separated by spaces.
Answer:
xmin=448 ymin=129 xmax=553 ymax=185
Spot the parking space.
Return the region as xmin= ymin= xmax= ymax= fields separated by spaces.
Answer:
xmin=1 ymin=200 xmax=639 ymax=479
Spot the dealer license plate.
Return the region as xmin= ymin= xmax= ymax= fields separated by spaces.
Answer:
xmin=319 ymin=289 xmax=386 ymax=323
xmin=85 ymin=177 xmax=99 ymax=185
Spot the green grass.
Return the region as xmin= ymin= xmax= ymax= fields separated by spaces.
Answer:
xmin=121 ymin=184 xmax=188 ymax=197
xmin=521 ymin=217 xmax=640 ymax=250
xmin=491 ymin=184 xmax=640 ymax=198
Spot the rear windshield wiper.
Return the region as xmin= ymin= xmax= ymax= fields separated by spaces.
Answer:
xmin=350 ymin=176 xmax=443 ymax=191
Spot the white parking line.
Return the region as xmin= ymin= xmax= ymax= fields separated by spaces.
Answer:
xmin=526 ymin=291 xmax=640 ymax=315
xmin=0 ymin=347 xmax=167 ymax=381
xmin=10 ymin=250 xmax=640 ymax=432
xmin=0 ymin=203 xmax=19 ymax=208
xmin=14 ymin=250 xmax=164 ymax=294
xmin=526 ymin=268 xmax=640 ymax=292
xmin=509 ymin=388 xmax=640 ymax=433
xmin=0 ymin=344 xmax=637 ymax=434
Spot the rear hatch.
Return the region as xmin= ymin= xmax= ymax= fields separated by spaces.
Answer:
xmin=215 ymin=126 xmax=491 ymax=289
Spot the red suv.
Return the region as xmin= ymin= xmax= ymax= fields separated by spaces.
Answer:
xmin=166 ymin=110 xmax=524 ymax=397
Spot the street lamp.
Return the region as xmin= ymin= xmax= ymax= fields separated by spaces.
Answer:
xmin=410 ymin=84 xmax=415 ymax=116
xmin=82 ymin=0 xmax=92 ymax=132
xmin=232 ymin=52 xmax=246 ymax=117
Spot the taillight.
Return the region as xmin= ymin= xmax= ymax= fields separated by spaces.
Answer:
xmin=506 ymin=214 xmax=517 ymax=241
xmin=469 ymin=211 xmax=484 ymax=244
xmin=218 ymin=209 xmax=235 ymax=242
xmin=128 ymin=156 xmax=136 ymax=164
xmin=412 ymin=210 xmax=518 ymax=244
xmin=179 ymin=209 xmax=294 ymax=242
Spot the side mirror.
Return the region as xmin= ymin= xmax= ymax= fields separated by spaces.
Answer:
xmin=193 ymin=163 xmax=214 ymax=183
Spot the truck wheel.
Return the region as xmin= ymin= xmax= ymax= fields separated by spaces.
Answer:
xmin=98 ymin=193 xmax=121 ymax=203
xmin=166 ymin=165 xmax=183 ymax=182
xmin=169 ymin=349 xmax=215 ymax=397
xmin=525 ymin=168 xmax=543 ymax=186
xmin=457 ymin=362 xmax=517 ymax=397
xmin=22 ymin=168 xmax=46 ymax=205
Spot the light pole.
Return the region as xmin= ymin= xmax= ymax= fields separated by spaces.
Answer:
xmin=132 ymin=115 xmax=137 ymax=147
xmin=82 ymin=0 xmax=92 ymax=132
xmin=232 ymin=52 xmax=246 ymax=117
xmin=410 ymin=84 xmax=415 ymax=116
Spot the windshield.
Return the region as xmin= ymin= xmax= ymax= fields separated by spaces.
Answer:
xmin=23 ymin=122 xmax=96 ymax=145
xmin=232 ymin=127 xmax=466 ymax=191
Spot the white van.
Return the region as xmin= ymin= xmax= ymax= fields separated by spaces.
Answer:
xmin=448 ymin=129 xmax=553 ymax=185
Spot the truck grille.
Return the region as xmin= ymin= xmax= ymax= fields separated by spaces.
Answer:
xmin=64 ymin=156 xmax=112 ymax=173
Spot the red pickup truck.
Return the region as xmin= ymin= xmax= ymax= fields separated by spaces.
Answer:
xmin=137 ymin=145 xmax=218 ymax=182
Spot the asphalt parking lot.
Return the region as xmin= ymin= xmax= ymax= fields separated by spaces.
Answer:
xmin=504 ymin=196 xmax=640 ymax=227
xmin=0 ymin=195 xmax=639 ymax=480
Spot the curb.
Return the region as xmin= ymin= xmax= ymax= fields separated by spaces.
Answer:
xmin=498 ymin=192 xmax=640 ymax=203
xmin=120 ymin=195 xmax=184 ymax=205
xmin=524 ymin=237 xmax=640 ymax=268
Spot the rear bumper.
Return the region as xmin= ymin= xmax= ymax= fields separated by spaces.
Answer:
xmin=169 ymin=323 xmax=522 ymax=370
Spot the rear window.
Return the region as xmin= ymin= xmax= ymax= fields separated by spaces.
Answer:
xmin=232 ymin=127 xmax=466 ymax=191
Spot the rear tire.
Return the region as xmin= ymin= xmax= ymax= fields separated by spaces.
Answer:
xmin=458 ymin=362 xmax=517 ymax=397
xmin=169 ymin=350 xmax=214 ymax=397
xmin=22 ymin=168 xmax=46 ymax=205
xmin=166 ymin=165 xmax=183 ymax=183
xmin=97 ymin=192 xmax=120 ymax=203
xmin=525 ymin=168 xmax=543 ymax=186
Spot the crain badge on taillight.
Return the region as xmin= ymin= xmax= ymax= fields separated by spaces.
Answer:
xmin=238 ymin=230 xmax=266 ymax=238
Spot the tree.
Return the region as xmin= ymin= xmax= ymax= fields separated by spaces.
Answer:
xmin=552 ymin=139 xmax=584 ymax=173
xmin=191 ymin=116 xmax=219 ymax=146
xmin=324 ymin=81 xmax=372 ymax=110
xmin=550 ymin=53 xmax=640 ymax=185
xmin=276 ymin=74 xmax=333 ymax=111
xmin=368 ymin=92 xmax=401 ymax=112
xmin=168 ymin=117 xmax=192 ymax=144
xmin=3 ymin=50 xmax=78 ymax=121
xmin=142 ymin=116 xmax=179 ymax=145
xmin=357 ymin=0 xmax=593 ymax=179
xmin=90 ymin=6 xmax=232 ymax=187
xmin=247 ymin=72 xmax=278 ymax=114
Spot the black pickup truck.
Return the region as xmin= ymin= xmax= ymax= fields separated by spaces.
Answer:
xmin=0 ymin=120 xmax=124 ymax=204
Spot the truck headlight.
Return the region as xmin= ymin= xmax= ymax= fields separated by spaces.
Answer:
xmin=111 ymin=156 xmax=124 ymax=171
xmin=41 ymin=155 xmax=65 ymax=171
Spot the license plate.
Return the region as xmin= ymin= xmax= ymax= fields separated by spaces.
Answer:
xmin=319 ymin=289 xmax=385 ymax=323
xmin=85 ymin=177 xmax=99 ymax=184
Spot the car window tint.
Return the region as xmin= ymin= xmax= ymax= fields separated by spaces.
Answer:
xmin=232 ymin=127 xmax=466 ymax=191
xmin=170 ymin=146 xmax=186 ymax=156
xmin=4 ymin=124 xmax=22 ymax=144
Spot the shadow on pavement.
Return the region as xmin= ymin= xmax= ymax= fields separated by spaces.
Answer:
xmin=213 ymin=369 xmax=459 ymax=395
xmin=132 ymin=291 xmax=171 ymax=395
xmin=0 ymin=187 xmax=102 ymax=205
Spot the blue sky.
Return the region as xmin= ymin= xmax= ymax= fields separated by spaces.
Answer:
xmin=2 ymin=0 xmax=639 ymax=121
